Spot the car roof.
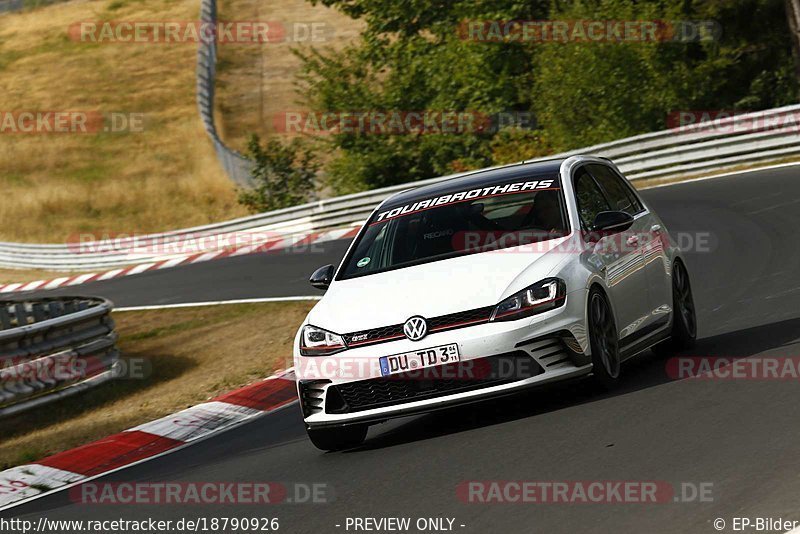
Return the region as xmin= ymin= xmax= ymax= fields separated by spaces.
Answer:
xmin=379 ymin=158 xmax=566 ymax=211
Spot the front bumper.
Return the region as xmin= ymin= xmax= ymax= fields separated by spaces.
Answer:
xmin=295 ymin=290 xmax=590 ymax=427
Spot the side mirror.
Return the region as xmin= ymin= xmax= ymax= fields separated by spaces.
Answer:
xmin=585 ymin=211 xmax=635 ymax=243
xmin=592 ymin=211 xmax=634 ymax=234
xmin=309 ymin=264 xmax=335 ymax=290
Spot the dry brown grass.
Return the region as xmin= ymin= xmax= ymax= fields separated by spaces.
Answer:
xmin=0 ymin=0 xmax=362 ymax=243
xmin=0 ymin=0 xmax=249 ymax=243
xmin=215 ymin=0 xmax=363 ymax=151
xmin=0 ymin=300 xmax=313 ymax=469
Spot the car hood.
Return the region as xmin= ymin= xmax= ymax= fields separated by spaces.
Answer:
xmin=306 ymin=235 xmax=573 ymax=333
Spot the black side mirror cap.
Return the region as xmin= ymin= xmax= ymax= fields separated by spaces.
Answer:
xmin=592 ymin=211 xmax=634 ymax=233
xmin=585 ymin=211 xmax=635 ymax=242
xmin=309 ymin=264 xmax=335 ymax=290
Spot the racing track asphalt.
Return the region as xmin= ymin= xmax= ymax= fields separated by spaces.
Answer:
xmin=5 ymin=165 xmax=800 ymax=533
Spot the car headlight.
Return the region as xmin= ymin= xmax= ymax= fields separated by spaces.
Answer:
xmin=490 ymin=278 xmax=566 ymax=322
xmin=300 ymin=325 xmax=347 ymax=356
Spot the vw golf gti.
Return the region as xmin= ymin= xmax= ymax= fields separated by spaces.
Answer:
xmin=295 ymin=155 xmax=697 ymax=451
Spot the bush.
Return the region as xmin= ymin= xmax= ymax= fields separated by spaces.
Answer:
xmin=533 ymin=0 xmax=798 ymax=150
xmin=238 ymin=135 xmax=320 ymax=213
xmin=294 ymin=2 xmax=542 ymax=194
xmin=490 ymin=128 xmax=553 ymax=165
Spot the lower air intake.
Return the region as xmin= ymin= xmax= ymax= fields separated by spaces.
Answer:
xmin=325 ymin=351 xmax=542 ymax=414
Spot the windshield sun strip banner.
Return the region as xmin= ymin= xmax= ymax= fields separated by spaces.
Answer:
xmin=371 ymin=178 xmax=560 ymax=225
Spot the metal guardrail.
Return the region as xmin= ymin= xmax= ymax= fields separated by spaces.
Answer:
xmin=197 ymin=0 xmax=255 ymax=188
xmin=0 ymin=104 xmax=799 ymax=270
xmin=557 ymin=103 xmax=800 ymax=180
xmin=0 ymin=297 xmax=119 ymax=417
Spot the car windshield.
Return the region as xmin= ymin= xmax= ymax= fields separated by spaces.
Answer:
xmin=338 ymin=178 xmax=569 ymax=279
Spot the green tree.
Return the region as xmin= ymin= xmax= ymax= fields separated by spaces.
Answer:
xmin=299 ymin=0 xmax=797 ymax=192
xmin=297 ymin=0 xmax=549 ymax=194
xmin=533 ymin=0 xmax=797 ymax=150
xmin=238 ymin=135 xmax=319 ymax=213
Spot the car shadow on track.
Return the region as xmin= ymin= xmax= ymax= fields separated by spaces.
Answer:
xmin=349 ymin=316 xmax=800 ymax=452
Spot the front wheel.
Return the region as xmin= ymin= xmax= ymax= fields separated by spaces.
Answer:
xmin=588 ymin=289 xmax=621 ymax=389
xmin=306 ymin=424 xmax=368 ymax=451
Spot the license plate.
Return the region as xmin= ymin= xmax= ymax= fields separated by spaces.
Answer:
xmin=379 ymin=344 xmax=460 ymax=377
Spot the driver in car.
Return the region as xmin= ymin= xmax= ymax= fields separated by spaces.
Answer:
xmin=530 ymin=189 xmax=565 ymax=233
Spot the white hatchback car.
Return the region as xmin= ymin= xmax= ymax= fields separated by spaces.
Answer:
xmin=294 ymin=155 xmax=696 ymax=451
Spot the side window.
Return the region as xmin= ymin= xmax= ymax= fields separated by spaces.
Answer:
xmin=573 ymin=167 xmax=612 ymax=229
xmin=587 ymin=164 xmax=643 ymax=215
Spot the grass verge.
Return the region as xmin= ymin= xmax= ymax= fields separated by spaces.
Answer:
xmin=0 ymin=0 xmax=362 ymax=243
xmin=0 ymin=0 xmax=249 ymax=243
xmin=0 ymin=300 xmax=313 ymax=470
xmin=215 ymin=0 xmax=363 ymax=151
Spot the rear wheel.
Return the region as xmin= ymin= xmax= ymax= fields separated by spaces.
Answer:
xmin=588 ymin=289 xmax=621 ymax=388
xmin=306 ymin=424 xmax=368 ymax=451
xmin=672 ymin=260 xmax=697 ymax=347
xmin=654 ymin=260 xmax=697 ymax=355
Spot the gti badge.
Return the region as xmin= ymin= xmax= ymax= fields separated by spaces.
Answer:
xmin=403 ymin=316 xmax=428 ymax=341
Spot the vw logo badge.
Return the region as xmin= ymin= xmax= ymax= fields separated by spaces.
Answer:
xmin=403 ymin=316 xmax=428 ymax=341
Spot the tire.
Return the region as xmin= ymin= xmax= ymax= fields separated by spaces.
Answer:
xmin=307 ymin=424 xmax=368 ymax=451
xmin=653 ymin=260 xmax=697 ymax=356
xmin=588 ymin=289 xmax=621 ymax=389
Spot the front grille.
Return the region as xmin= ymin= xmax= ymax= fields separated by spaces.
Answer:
xmin=343 ymin=324 xmax=404 ymax=347
xmin=343 ymin=305 xmax=494 ymax=348
xmin=427 ymin=306 xmax=494 ymax=330
xmin=325 ymin=351 xmax=542 ymax=414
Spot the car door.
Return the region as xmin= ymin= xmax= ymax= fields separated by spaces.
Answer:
xmin=573 ymin=165 xmax=648 ymax=341
xmin=585 ymin=163 xmax=670 ymax=333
